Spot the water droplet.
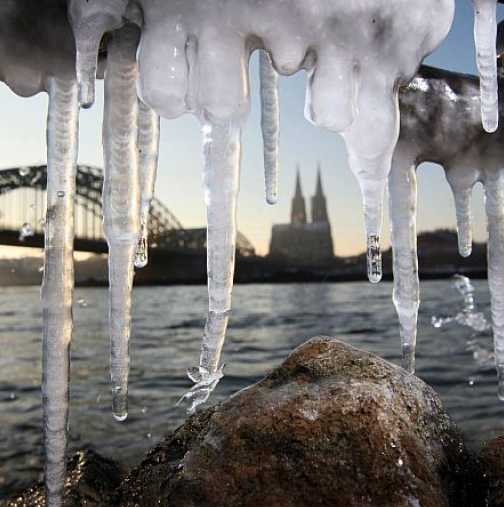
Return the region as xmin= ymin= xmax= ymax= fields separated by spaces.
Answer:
xmin=468 ymin=377 xmax=476 ymax=387
xmin=77 ymin=298 xmax=88 ymax=308
xmin=57 ymin=191 xmax=65 ymax=198
xmin=146 ymin=432 xmax=152 ymax=439
xmin=134 ymin=235 xmax=148 ymax=269
xmin=19 ymin=222 xmax=34 ymax=241
xmin=38 ymin=265 xmax=44 ymax=273
xmin=397 ymin=458 xmax=404 ymax=467
xmin=19 ymin=166 xmax=30 ymax=177
xmin=141 ymin=407 xmax=147 ymax=414
xmin=366 ymin=234 xmax=382 ymax=283
xmin=9 ymin=392 xmax=16 ymax=400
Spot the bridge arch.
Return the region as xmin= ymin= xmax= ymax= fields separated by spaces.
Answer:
xmin=0 ymin=165 xmax=255 ymax=255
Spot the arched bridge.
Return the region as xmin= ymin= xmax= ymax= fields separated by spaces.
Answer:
xmin=0 ymin=165 xmax=255 ymax=256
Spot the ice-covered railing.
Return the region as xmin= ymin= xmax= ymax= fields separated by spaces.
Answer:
xmin=9 ymin=0 xmax=504 ymax=505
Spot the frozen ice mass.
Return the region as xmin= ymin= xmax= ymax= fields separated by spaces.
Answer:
xmin=3 ymin=0 xmax=504 ymax=504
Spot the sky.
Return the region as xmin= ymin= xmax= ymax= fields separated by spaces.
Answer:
xmin=0 ymin=1 xmax=503 ymax=257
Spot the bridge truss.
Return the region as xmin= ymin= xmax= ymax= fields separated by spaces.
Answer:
xmin=0 ymin=165 xmax=255 ymax=256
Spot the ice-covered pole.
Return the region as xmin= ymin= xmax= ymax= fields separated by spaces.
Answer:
xmin=68 ymin=0 xmax=128 ymax=107
xmin=179 ymin=120 xmax=241 ymax=413
xmin=134 ymin=101 xmax=160 ymax=269
xmin=472 ymin=0 xmax=499 ymax=132
xmin=102 ymin=23 xmax=141 ymax=421
xmin=41 ymin=77 xmax=79 ymax=507
xmin=389 ymin=156 xmax=419 ymax=374
xmin=484 ymin=171 xmax=504 ymax=400
xmin=259 ymin=50 xmax=280 ymax=205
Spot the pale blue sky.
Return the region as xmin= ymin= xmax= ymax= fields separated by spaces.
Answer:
xmin=0 ymin=1 xmax=502 ymax=256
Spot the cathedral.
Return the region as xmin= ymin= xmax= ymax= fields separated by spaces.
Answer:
xmin=269 ymin=165 xmax=334 ymax=266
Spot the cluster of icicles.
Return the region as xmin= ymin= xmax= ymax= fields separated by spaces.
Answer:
xmin=3 ymin=0 xmax=504 ymax=504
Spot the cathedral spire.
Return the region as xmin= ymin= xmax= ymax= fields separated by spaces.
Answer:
xmin=315 ymin=162 xmax=323 ymax=197
xmin=291 ymin=165 xmax=307 ymax=224
xmin=311 ymin=163 xmax=329 ymax=223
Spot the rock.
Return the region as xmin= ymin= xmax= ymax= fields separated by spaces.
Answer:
xmin=119 ymin=336 xmax=484 ymax=507
xmin=480 ymin=436 xmax=504 ymax=506
xmin=2 ymin=449 xmax=123 ymax=507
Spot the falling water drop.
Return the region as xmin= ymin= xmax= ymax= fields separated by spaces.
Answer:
xmin=367 ymin=234 xmax=382 ymax=284
xmin=134 ymin=231 xmax=148 ymax=269
xmin=18 ymin=166 xmax=30 ymax=177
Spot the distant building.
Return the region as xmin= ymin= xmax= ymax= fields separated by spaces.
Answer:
xmin=269 ymin=164 xmax=334 ymax=265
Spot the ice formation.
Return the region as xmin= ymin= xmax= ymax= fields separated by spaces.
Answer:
xmin=102 ymin=23 xmax=141 ymax=422
xmin=472 ymin=0 xmax=499 ymax=133
xmin=392 ymin=59 xmax=504 ymax=389
xmin=259 ymin=51 xmax=280 ymax=205
xmin=0 ymin=0 xmax=475 ymax=503
xmin=135 ymin=101 xmax=160 ymax=269
xmin=41 ymin=77 xmax=79 ymax=507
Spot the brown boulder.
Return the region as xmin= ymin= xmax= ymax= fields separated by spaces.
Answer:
xmin=119 ymin=336 xmax=483 ymax=507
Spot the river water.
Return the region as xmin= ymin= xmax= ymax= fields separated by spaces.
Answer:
xmin=0 ymin=280 xmax=503 ymax=497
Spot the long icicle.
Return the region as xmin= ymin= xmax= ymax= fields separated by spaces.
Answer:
xmin=484 ymin=170 xmax=504 ymax=400
xmin=179 ymin=120 xmax=241 ymax=413
xmin=452 ymin=185 xmax=474 ymax=258
xmin=473 ymin=0 xmax=499 ymax=133
xmin=135 ymin=101 xmax=160 ymax=269
xmin=102 ymin=24 xmax=141 ymax=422
xmin=259 ymin=50 xmax=280 ymax=205
xmin=389 ymin=158 xmax=419 ymax=374
xmin=41 ymin=77 xmax=79 ymax=507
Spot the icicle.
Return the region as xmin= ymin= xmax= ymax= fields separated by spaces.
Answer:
xmin=68 ymin=0 xmax=128 ymax=107
xmin=135 ymin=101 xmax=160 ymax=269
xmin=473 ymin=0 xmax=499 ymax=133
xmin=179 ymin=120 xmax=241 ymax=413
xmin=41 ymin=77 xmax=79 ymax=507
xmin=484 ymin=171 xmax=504 ymax=400
xmin=452 ymin=186 xmax=474 ymax=257
xmin=102 ymin=24 xmax=141 ymax=422
xmin=367 ymin=234 xmax=383 ymax=284
xmin=259 ymin=50 xmax=280 ymax=205
xmin=389 ymin=158 xmax=419 ymax=374
xmin=342 ymin=74 xmax=400 ymax=285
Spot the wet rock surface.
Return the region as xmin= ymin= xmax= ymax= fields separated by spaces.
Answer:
xmin=1 ymin=449 xmax=123 ymax=507
xmin=5 ymin=337 xmax=488 ymax=506
xmin=480 ymin=436 xmax=504 ymax=507
xmin=120 ymin=336 xmax=483 ymax=507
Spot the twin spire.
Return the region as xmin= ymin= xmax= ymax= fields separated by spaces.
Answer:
xmin=291 ymin=163 xmax=329 ymax=225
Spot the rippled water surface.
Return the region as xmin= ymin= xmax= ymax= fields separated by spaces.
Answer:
xmin=1 ymin=281 xmax=503 ymax=497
